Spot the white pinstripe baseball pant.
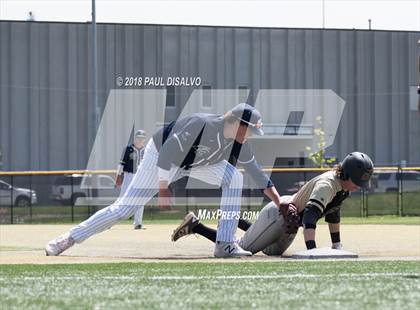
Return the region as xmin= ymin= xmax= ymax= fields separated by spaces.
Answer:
xmin=120 ymin=172 xmax=144 ymax=227
xmin=70 ymin=139 xmax=243 ymax=243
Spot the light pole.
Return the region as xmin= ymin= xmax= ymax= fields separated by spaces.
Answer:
xmin=417 ymin=39 xmax=420 ymax=114
xmin=92 ymin=0 xmax=99 ymax=132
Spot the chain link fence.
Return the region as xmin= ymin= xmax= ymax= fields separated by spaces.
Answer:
xmin=0 ymin=167 xmax=419 ymax=224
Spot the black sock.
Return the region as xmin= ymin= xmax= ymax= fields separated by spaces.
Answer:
xmin=192 ymin=223 xmax=217 ymax=243
xmin=238 ymin=219 xmax=252 ymax=231
xmin=330 ymin=232 xmax=341 ymax=243
xmin=305 ymin=240 xmax=316 ymax=250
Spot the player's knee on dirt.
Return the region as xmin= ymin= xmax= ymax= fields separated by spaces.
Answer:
xmin=262 ymin=233 xmax=297 ymax=256
xmin=239 ymin=203 xmax=293 ymax=254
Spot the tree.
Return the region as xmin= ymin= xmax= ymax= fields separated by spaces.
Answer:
xmin=305 ymin=116 xmax=336 ymax=168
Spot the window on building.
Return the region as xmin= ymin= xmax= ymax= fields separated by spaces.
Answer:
xmin=166 ymin=86 xmax=175 ymax=107
xmin=284 ymin=111 xmax=304 ymax=136
xmin=202 ymin=85 xmax=212 ymax=108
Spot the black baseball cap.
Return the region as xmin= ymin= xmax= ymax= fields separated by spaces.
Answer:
xmin=231 ymin=103 xmax=264 ymax=136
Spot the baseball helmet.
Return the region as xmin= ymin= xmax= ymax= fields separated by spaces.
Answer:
xmin=340 ymin=152 xmax=374 ymax=188
xmin=230 ymin=103 xmax=264 ymax=136
xmin=135 ymin=129 xmax=146 ymax=138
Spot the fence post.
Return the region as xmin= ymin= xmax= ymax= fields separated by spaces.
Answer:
xmin=365 ymin=189 xmax=369 ymax=217
xmin=186 ymin=189 xmax=189 ymax=214
xmin=10 ymin=175 xmax=14 ymax=224
xmin=360 ymin=188 xmax=365 ymax=217
xmin=397 ymin=166 xmax=402 ymax=216
xmin=29 ymin=174 xmax=33 ymax=223
xmin=401 ymin=170 xmax=404 ymax=216
xmin=70 ymin=174 xmax=74 ymax=222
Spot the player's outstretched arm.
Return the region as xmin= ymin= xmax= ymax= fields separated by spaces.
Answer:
xmin=325 ymin=209 xmax=342 ymax=249
xmin=328 ymin=222 xmax=342 ymax=250
xmin=302 ymin=204 xmax=322 ymax=249
xmin=303 ymin=228 xmax=316 ymax=249
xmin=263 ymin=186 xmax=281 ymax=208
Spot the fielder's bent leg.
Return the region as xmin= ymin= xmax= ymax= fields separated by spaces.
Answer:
xmin=187 ymin=161 xmax=251 ymax=257
xmin=216 ymin=163 xmax=243 ymax=242
xmin=189 ymin=161 xmax=244 ymax=242
xmin=187 ymin=161 xmax=244 ymax=242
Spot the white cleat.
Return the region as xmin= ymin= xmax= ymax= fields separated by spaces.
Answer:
xmin=45 ymin=233 xmax=75 ymax=256
xmin=171 ymin=212 xmax=199 ymax=242
xmin=214 ymin=241 xmax=253 ymax=258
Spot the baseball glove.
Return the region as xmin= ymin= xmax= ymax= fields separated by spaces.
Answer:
xmin=279 ymin=203 xmax=300 ymax=234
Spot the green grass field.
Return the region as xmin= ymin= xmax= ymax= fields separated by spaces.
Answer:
xmin=1 ymin=261 xmax=419 ymax=309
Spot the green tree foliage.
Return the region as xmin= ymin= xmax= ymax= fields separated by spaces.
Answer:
xmin=306 ymin=116 xmax=336 ymax=168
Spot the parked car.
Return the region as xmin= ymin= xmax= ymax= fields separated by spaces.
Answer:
xmin=0 ymin=180 xmax=38 ymax=207
xmin=371 ymin=170 xmax=420 ymax=193
xmin=51 ymin=174 xmax=119 ymax=205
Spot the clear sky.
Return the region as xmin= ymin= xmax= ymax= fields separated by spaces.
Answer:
xmin=0 ymin=0 xmax=419 ymax=31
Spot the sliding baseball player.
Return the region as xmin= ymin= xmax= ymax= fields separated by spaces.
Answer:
xmin=172 ymin=152 xmax=374 ymax=255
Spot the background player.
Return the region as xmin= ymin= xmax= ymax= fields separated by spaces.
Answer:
xmin=172 ymin=152 xmax=374 ymax=255
xmin=115 ymin=129 xmax=147 ymax=230
xmin=46 ymin=103 xmax=292 ymax=258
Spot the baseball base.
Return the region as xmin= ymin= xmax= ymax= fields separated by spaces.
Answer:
xmin=291 ymin=247 xmax=359 ymax=259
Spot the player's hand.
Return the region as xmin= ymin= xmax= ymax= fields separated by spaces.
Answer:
xmin=115 ymin=174 xmax=123 ymax=188
xmin=279 ymin=203 xmax=300 ymax=234
xmin=157 ymin=187 xmax=173 ymax=211
xmin=332 ymin=242 xmax=343 ymax=250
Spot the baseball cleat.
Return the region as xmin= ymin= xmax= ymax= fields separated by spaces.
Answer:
xmin=171 ymin=212 xmax=199 ymax=242
xmin=45 ymin=233 xmax=75 ymax=256
xmin=134 ymin=224 xmax=143 ymax=230
xmin=214 ymin=241 xmax=253 ymax=258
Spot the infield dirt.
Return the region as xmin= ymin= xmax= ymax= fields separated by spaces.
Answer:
xmin=1 ymin=224 xmax=419 ymax=264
